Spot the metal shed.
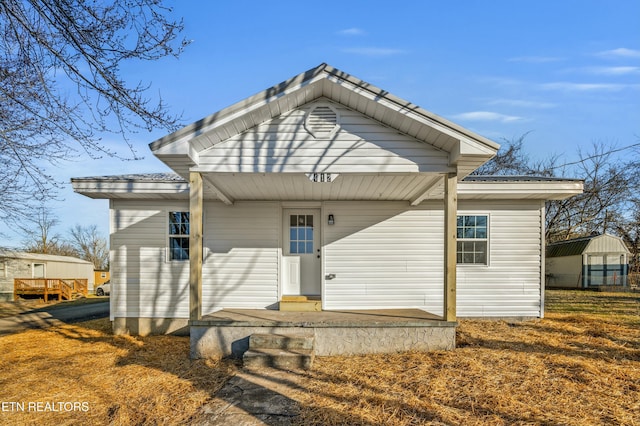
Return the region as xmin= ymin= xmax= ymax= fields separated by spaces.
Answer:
xmin=546 ymin=234 xmax=630 ymax=288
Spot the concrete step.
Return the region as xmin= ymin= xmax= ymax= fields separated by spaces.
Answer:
xmin=249 ymin=333 xmax=314 ymax=351
xmin=243 ymin=348 xmax=315 ymax=371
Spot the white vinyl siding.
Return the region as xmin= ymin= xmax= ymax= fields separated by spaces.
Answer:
xmin=197 ymin=99 xmax=450 ymax=174
xmin=322 ymin=200 xmax=544 ymax=318
xmin=323 ymin=201 xmax=444 ymax=313
xmin=110 ymin=198 xmax=544 ymax=321
xmin=201 ymin=201 xmax=280 ymax=313
xmin=110 ymin=200 xmax=190 ymax=320
xmin=456 ymin=200 xmax=544 ymax=318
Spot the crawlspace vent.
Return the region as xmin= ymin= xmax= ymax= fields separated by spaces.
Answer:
xmin=305 ymin=105 xmax=339 ymax=138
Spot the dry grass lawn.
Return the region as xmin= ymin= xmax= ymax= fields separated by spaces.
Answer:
xmin=296 ymin=290 xmax=640 ymax=425
xmin=0 ymin=290 xmax=638 ymax=425
xmin=0 ymin=318 xmax=237 ymax=425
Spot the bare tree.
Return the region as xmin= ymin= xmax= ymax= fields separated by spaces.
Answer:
xmin=615 ymin=200 xmax=640 ymax=278
xmin=475 ymin=134 xmax=638 ymax=247
xmin=546 ymin=142 xmax=634 ymax=242
xmin=19 ymin=206 xmax=76 ymax=255
xmin=0 ymin=0 xmax=188 ymax=222
xmin=473 ymin=133 xmax=559 ymax=177
xmin=68 ymin=224 xmax=109 ymax=270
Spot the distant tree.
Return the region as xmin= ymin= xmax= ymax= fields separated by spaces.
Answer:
xmin=19 ymin=206 xmax=76 ymax=256
xmin=546 ymin=142 xmax=634 ymax=242
xmin=473 ymin=132 xmax=558 ymax=177
xmin=68 ymin=225 xmax=109 ymax=270
xmin=615 ymin=200 xmax=640 ymax=277
xmin=0 ymin=0 xmax=188 ymax=222
xmin=476 ymin=134 xmax=638 ymax=245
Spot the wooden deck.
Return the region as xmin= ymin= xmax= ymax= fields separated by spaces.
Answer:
xmin=14 ymin=278 xmax=88 ymax=302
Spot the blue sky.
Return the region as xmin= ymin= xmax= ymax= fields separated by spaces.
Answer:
xmin=4 ymin=0 xmax=639 ymax=247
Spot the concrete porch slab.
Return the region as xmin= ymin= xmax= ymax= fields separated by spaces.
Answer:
xmin=190 ymin=309 xmax=457 ymax=359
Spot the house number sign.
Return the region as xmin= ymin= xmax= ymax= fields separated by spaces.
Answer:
xmin=306 ymin=173 xmax=339 ymax=183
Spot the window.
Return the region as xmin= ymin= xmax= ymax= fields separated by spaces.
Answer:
xmin=289 ymin=214 xmax=314 ymax=254
xmin=457 ymin=215 xmax=488 ymax=265
xmin=169 ymin=212 xmax=190 ymax=261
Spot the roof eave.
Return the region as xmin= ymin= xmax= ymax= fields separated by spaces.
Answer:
xmin=458 ymin=180 xmax=584 ymax=200
xmin=71 ymin=177 xmax=189 ymax=200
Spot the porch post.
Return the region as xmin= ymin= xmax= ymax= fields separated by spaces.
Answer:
xmin=189 ymin=172 xmax=203 ymax=321
xmin=443 ymin=172 xmax=457 ymax=321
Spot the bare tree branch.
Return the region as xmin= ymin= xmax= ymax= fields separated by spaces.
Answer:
xmin=0 ymin=0 xmax=189 ymax=222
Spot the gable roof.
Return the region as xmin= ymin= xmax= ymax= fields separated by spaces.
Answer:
xmin=546 ymin=234 xmax=630 ymax=257
xmin=149 ymin=63 xmax=500 ymax=178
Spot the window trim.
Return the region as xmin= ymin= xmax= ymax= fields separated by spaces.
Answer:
xmin=167 ymin=210 xmax=190 ymax=262
xmin=456 ymin=213 xmax=490 ymax=267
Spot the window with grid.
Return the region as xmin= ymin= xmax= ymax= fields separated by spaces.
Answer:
xmin=289 ymin=214 xmax=314 ymax=254
xmin=457 ymin=215 xmax=488 ymax=265
xmin=169 ymin=212 xmax=190 ymax=261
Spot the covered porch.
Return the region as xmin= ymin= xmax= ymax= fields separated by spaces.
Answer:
xmin=150 ymin=64 xmax=500 ymax=357
xmin=190 ymin=308 xmax=457 ymax=358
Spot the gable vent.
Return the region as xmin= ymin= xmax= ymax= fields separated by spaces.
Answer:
xmin=305 ymin=104 xmax=339 ymax=138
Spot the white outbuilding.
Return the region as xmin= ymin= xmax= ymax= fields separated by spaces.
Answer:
xmin=546 ymin=234 xmax=630 ymax=289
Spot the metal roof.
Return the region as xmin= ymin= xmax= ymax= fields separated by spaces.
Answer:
xmin=546 ymin=234 xmax=630 ymax=257
xmin=0 ymin=250 xmax=93 ymax=264
xmin=464 ymin=175 xmax=583 ymax=183
xmin=546 ymin=236 xmax=593 ymax=257
xmin=71 ymin=173 xmax=184 ymax=183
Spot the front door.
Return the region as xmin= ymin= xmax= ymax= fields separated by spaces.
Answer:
xmin=282 ymin=209 xmax=321 ymax=296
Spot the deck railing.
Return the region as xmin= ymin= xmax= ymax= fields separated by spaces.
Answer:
xmin=14 ymin=278 xmax=89 ymax=302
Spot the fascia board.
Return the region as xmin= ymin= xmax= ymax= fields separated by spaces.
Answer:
xmin=149 ymin=68 xmax=329 ymax=154
xmin=322 ymin=71 xmax=500 ymax=152
xmin=457 ymin=181 xmax=584 ymax=200
xmin=71 ymin=179 xmax=189 ymax=199
xmin=449 ymin=138 xmax=498 ymax=166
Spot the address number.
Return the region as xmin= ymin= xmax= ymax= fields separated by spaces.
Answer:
xmin=306 ymin=173 xmax=339 ymax=183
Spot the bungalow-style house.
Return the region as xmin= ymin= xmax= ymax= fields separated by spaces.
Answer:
xmin=72 ymin=64 xmax=582 ymax=357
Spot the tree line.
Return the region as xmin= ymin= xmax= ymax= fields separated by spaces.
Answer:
xmin=17 ymin=207 xmax=109 ymax=271
xmin=474 ymin=135 xmax=640 ymax=276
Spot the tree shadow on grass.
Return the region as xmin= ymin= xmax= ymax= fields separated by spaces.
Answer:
xmin=42 ymin=318 xmax=383 ymax=425
xmin=456 ymin=318 xmax=640 ymax=363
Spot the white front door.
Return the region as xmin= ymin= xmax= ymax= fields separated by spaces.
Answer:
xmin=282 ymin=209 xmax=321 ymax=296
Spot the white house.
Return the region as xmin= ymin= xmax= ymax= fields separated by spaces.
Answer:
xmin=72 ymin=64 xmax=582 ymax=354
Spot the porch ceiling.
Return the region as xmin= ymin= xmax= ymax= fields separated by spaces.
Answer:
xmin=201 ymin=173 xmax=443 ymax=204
